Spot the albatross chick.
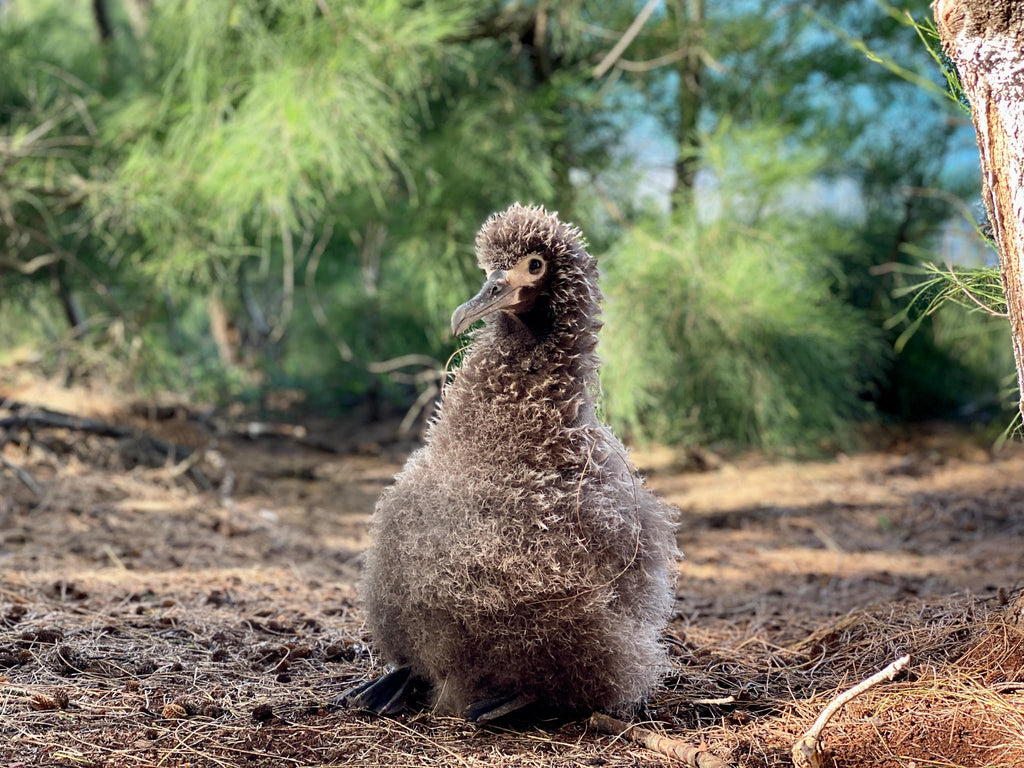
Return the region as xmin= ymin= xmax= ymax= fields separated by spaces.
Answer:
xmin=348 ymin=203 xmax=678 ymax=723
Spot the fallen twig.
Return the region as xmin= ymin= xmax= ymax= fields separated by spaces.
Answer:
xmin=589 ymin=712 xmax=730 ymax=767
xmin=0 ymin=404 xmax=210 ymax=487
xmin=0 ymin=409 xmax=141 ymax=441
xmin=792 ymin=654 xmax=911 ymax=768
xmin=0 ymin=453 xmax=42 ymax=498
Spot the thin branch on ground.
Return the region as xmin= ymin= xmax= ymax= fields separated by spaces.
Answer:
xmin=0 ymin=454 xmax=43 ymax=498
xmin=792 ymin=654 xmax=911 ymax=768
xmin=0 ymin=404 xmax=211 ymax=487
xmin=589 ymin=712 xmax=731 ymax=767
xmin=0 ymin=410 xmax=159 ymax=444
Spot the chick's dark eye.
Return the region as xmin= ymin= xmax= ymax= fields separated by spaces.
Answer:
xmin=528 ymin=258 xmax=544 ymax=275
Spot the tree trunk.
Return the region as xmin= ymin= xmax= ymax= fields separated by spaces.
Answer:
xmin=52 ymin=262 xmax=85 ymax=339
xmin=93 ymin=0 xmax=114 ymax=42
xmin=672 ymin=0 xmax=704 ymax=210
xmin=935 ymin=0 xmax=1024 ymax=425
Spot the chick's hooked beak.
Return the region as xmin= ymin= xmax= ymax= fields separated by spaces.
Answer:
xmin=451 ymin=270 xmax=519 ymax=336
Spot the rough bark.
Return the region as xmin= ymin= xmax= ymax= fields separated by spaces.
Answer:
xmin=935 ymin=0 xmax=1024 ymax=424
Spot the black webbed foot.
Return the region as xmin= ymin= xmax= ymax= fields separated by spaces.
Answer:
xmin=466 ymin=692 xmax=539 ymax=724
xmin=339 ymin=666 xmax=421 ymax=716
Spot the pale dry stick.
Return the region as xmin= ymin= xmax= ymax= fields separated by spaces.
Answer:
xmin=168 ymin=446 xmax=207 ymax=478
xmin=589 ymin=712 xmax=731 ymax=768
xmin=592 ymin=0 xmax=661 ymax=78
xmin=0 ymin=586 xmax=30 ymax=604
xmin=791 ymin=654 xmax=911 ymax=768
xmin=367 ymin=354 xmax=444 ymax=374
xmin=102 ymin=544 xmax=127 ymax=570
xmin=691 ymin=696 xmax=736 ymax=706
xmin=366 ymin=354 xmax=446 ymax=436
xmin=398 ymin=384 xmax=439 ymax=437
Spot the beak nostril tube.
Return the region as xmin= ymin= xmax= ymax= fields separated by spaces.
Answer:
xmin=450 ymin=271 xmax=514 ymax=337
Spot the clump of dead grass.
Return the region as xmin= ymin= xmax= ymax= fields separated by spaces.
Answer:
xmin=655 ymin=594 xmax=1024 ymax=768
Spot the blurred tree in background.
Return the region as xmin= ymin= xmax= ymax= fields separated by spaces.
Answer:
xmin=0 ymin=0 xmax=1014 ymax=448
xmin=598 ymin=0 xmax=1014 ymax=446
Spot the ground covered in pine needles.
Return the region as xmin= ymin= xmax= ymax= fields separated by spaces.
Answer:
xmin=1 ymin=380 xmax=1023 ymax=767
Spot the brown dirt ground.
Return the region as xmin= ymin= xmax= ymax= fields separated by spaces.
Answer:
xmin=1 ymin=380 xmax=1023 ymax=767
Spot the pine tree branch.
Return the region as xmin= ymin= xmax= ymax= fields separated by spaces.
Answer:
xmin=592 ymin=0 xmax=661 ymax=78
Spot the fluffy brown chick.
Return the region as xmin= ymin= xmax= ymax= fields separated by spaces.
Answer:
xmin=349 ymin=203 xmax=678 ymax=723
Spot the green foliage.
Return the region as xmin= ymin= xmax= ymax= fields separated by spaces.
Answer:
xmin=810 ymin=2 xmax=950 ymax=107
xmin=879 ymin=301 xmax=1014 ymax=421
xmin=601 ymin=127 xmax=882 ymax=449
xmin=874 ymin=257 xmax=1014 ymax=420
xmin=100 ymin=1 xmax=474 ymax=280
xmin=0 ymin=0 xmax=1013 ymax=445
xmin=0 ymin=0 xmax=564 ymax=403
xmin=888 ymin=260 xmax=1006 ymax=350
xmin=601 ymin=221 xmax=880 ymax=448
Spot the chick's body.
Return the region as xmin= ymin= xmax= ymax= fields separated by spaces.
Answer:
xmin=361 ymin=204 xmax=677 ymax=719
